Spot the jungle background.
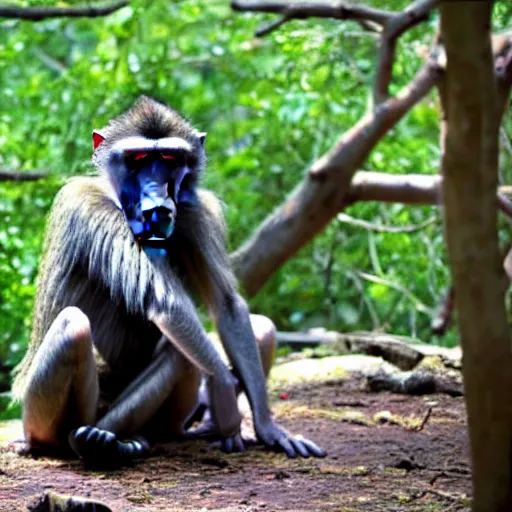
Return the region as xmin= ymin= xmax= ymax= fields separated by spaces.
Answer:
xmin=0 ymin=1 xmax=512 ymax=511
xmin=0 ymin=0 xmax=510 ymax=415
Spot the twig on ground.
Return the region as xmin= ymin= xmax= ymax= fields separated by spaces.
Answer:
xmin=413 ymin=406 xmax=432 ymax=432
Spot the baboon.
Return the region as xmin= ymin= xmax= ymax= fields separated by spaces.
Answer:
xmin=12 ymin=97 xmax=325 ymax=467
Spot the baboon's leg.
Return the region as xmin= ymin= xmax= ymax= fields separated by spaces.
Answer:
xmin=249 ymin=314 xmax=277 ymax=380
xmin=96 ymin=341 xmax=197 ymax=439
xmin=22 ymin=307 xmax=99 ymax=447
xmin=70 ymin=340 xmax=195 ymax=468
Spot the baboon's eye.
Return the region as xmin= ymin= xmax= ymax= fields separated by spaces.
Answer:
xmin=160 ymin=151 xmax=176 ymax=160
xmin=124 ymin=151 xmax=149 ymax=170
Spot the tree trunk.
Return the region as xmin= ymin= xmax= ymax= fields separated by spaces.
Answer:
xmin=440 ymin=3 xmax=512 ymax=511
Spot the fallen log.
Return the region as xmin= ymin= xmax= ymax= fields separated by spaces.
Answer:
xmin=277 ymin=330 xmax=425 ymax=371
xmin=368 ymin=368 xmax=463 ymax=397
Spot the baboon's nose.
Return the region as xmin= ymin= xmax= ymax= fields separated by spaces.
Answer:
xmin=140 ymin=204 xmax=176 ymax=240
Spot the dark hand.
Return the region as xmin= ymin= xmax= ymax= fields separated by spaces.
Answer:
xmin=256 ymin=421 xmax=326 ymax=458
xmin=184 ymin=421 xmax=246 ymax=453
xmin=69 ymin=425 xmax=149 ymax=469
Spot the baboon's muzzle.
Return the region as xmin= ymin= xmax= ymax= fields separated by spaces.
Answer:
xmin=140 ymin=196 xmax=177 ymax=241
xmin=119 ymin=150 xmax=188 ymax=245
xmin=128 ymin=192 xmax=177 ymax=244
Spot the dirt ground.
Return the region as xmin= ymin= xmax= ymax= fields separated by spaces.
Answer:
xmin=0 ymin=371 xmax=471 ymax=512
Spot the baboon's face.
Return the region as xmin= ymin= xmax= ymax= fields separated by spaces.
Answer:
xmin=91 ymin=96 xmax=206 ymax=245
xmin=107 ymin=137 xmax=201 ymax=243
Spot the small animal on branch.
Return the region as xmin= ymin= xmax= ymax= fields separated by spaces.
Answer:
xmin=12 ymin=96 xmax=325 ymax=468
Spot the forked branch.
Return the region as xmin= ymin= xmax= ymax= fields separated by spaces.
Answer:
xmin=231 ymin=58 xmax=442 ymax=296
xmin=374 ymin=0 xmax=438 ymax=104
xmin=231 ymin=0 xmax=512 ymax=297
xmin=231 ymin=0 xmax=394 ymax=36
xmin=232 ymin=0 xmax=438 ymax=105
xmin=311 ymin=58 xmax=441 ymax=178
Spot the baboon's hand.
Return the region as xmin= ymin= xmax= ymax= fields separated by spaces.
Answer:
xmin=185 ymin=422 xmax=246 ymax=453
xmin=69 ymin=425 xmax=149 ymax=469
xmin=220 ymin=432 xmax=246 ymax=453
xmin=255 ymin=421 xmax=326 ymax=458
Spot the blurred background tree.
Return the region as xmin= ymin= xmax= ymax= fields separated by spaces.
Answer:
xmin=0 ymin=0 xmax=511 ymax=401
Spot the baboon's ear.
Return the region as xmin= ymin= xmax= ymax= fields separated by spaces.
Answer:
xmin=93 ymin=130 xmax=106 ymax=151
xmin=198 ymin=132 xmax=207 ymax=147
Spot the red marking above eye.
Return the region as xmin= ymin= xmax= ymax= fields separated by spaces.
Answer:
xmin=160 ymin=152 xmax=176 ymax=160
xmin=133 ymin=152 xmax=148 ymax=161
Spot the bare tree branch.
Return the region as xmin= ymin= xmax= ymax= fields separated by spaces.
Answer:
xmin=358 ymin=19 xmax=382 ymax=34
xmin=0 ymin=0 xmax=128 ymax=21
xmin=231 ymin=58 xmax=441 ymax=297
xmin=232 ymin=0 xmax=437 ymax=103
xmin=500 ymin=126 xmax=512 ymax=161
xmin=311 ymin=60 xmax=440 ymax=179
xmin=356 ymin=271 xmax=433 ymax=315
xmin=229 ymin=2 xmax=510 ymax=299
xmin=0 ymin=170 xmax=48 ymax=182
xmin=374 ymin=0 xmax=438 ymax=105
xmin=431 ymin=286 xmax=455 ymax=336
xmin=345 ymin=171 xmax=441 ymax=205
xmin=231 ymin=164 xmax=512 ymax=295
xmin=346 ymin=171 xmax=512 ymax=218
xmin=231 ymin=0 xmax=395 ymax=36
xmin=434 ymin=31 xmax=512 ymax=342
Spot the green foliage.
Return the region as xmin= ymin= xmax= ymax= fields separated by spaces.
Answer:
xmin=0 ymin=393 xmax=21 ymax=420
xmin=0 ymin=0 xmax=511 ymax=386
xmin=0 ymin=179 xmax=58 ymax=366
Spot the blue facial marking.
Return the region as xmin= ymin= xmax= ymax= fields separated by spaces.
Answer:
xmin=129 ymin=220 xmax=145 ymax=236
